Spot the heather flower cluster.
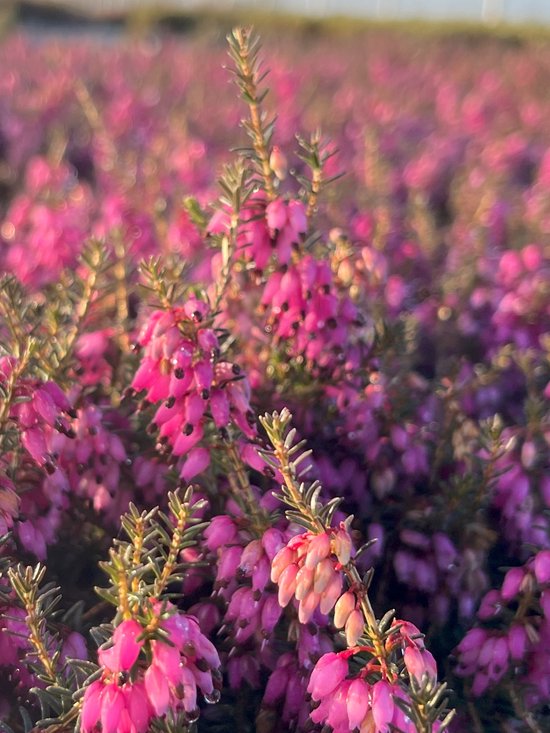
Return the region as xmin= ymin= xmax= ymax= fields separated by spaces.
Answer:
xmin=132 ymin=299 xmax=255 ymax=481
xmin=456 ymin=550 xmax=550 ymax=701
xmin=82 ymin=609 xmax=221 ymax=732
xmin=307 ymin=619 xmax=438 ymax=733
xmin=0 ymin=356 xmax=75 ymax=473
xmin=271 ymin=525 xmax=351 ymax=623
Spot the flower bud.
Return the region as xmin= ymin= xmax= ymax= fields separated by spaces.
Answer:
xmin=334 ymin=591 xmax=356 ymax=629
xmin=345 ymin=608 xmax=364 ymax=647
xmin=534 ymin=550 xmax=550 ymax=585
xmin=269 ymin=146 xmax=287 ymax=181
xmin=271 ymin=546 xmax=295 ymax=583
xmin=313 ymin=557 xmax=336 ymax=596
xmin=501 ymin=567 xmax=525 ymax=601
xmin=305 ymin=532 xmax=331 ymax=569
xmin=278 ymin=563 xmax=299 ymax=607
xmin=298 ymin=589 xmax=321 ymax=624
xmin=307 ymin=652 xmax=348 ymax=699
xmin=332 ymin=526 xmax=352 ymax=565
xmin=295 ymin=565 xmax=315 ymax=601
xmin=204 ymin=515 xmax=237 ymax=551
xmin=319 ymin=568 xmax=342 ymax=614
xmin=371 ymin=680 xmax=394 ymax=731
xmin=180 ymin=446 xmax=210 ymax=481
xmin=346 ymin=678 xmax=370 ymax=729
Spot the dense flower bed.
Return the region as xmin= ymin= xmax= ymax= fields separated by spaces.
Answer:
xmin=0 ymin=23 xmax=549 ymax=733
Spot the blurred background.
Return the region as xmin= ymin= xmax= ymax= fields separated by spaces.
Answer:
xmin=4 ymin=0 xmax=550 ymax=25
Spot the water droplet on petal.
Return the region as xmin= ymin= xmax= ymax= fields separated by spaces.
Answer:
xmin=186 ymin=708 xmax=200 ymax=723
xmin=204 ymin=689 xmax=221 ymax=704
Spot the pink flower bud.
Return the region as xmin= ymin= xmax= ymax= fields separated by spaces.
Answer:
xmin=269 ymin=146 xmax=287 ymax=181
xmin=241 ymin=441 xmax=266 ymax=472
xmin=478 ymin=589 xmax=502 ymax=619
xmin=404 ymin=647 xmax=437 ymax=683
xmin=278 ymin=563 xmax=299 ymax=607
xmin=100 ymin=684 xmax=126 ymax=733
xmin=151 ymin=640 xmax=182 ymax=685
xmin=501 ymin=567 xmax=525 ymax=601
xmin=307 ymin=652 xmax=348 ymax=699
xmin=252 ymin=556 xmax=271 ymax=591
xmin=185 ymin=393 xmax=207 ymax=425
xmin=197 ymin=328 xmax=218 ymax=352
xmin=346 ymin=678 xmax=370 ymax=729
xmin=172 ymin=423 xmax=204 ymax=456
xmin=327 ymin=682 xmax=351 ymax=729
xmin=266 ymin=198 xmax=287 ymax=231
xmin=345 ymin=608 xmax=364 ymax=647
xmin=507 ymin=624 xmax=527 ymax=660
xmin=99 ymin=620 xmax=143 ymax=673
xmin=216 ymin=545 xmax=243 ymax=583
xmin=478 ymin=636 xmax=496 ymax=669
xmin=225 ymin=586 xmax=248 ymax=622
xmin=287 ymin=200 xmax=307 ymax=234
xmin=42 ymin=380 xmax=71 ymax=412
xmin=305 ymin=532 xmax=331 ymax=569
xmin=144 ymin=662 xmax=170 ymax=716
xmin=334 ymin=591 xmax=356 ymax=629
xmin=264 ymin=666 xmax=289 ymax=704
xmin=319 ymin=568 xmax=342 ymax=614
xmin=534 ymin=550 xmax=550 ymax=585
xmin=210 ymin=389 xmax=230 ymax=428
xmin=489 ymin=636 xmax=509 ymax=681
xmin=333 ymin=526 xmax=352 ymax=565
xmin=261 ymin=528 xmax=285 ymax=560
xmin=271 ymin=546 xmax=295 ymax=583
xmin=204 ymin=515 xmax=237 ymax=551
xmin=471 ymin=671 xmax=490 ymax=697
xmin=313 ymin=557 xmax=335 ymax=594
xmin=81 ymin=680 xmax=104 ymax=732
xmin=180 ymin=446 xmax=210 ymax=481
xmin=183 ymin=298 xmax=208 ymax=321
xmin=112 ymin=619 xmax=144 ymax=671
xmin=33 ymin=388 xmax=57 ymax=425
xmin=240 ymin=540 xmax=264 ymax=574
xmin=123 ymin=682 xmax=152 ymax=733
xmin=295 ymin=565 xmax=315 ymax=601
xmin=298 ymin=589 xmax=321 ymax=623
xmin=371 ymin=680 xmax=394 ymax=731
xmin=261 ymin=594 xmax=283 ymax=635
xmin=193 ymin=360 xmax=213 ymax=393
xmin=21 ymin=427 xmax=48 ymax=465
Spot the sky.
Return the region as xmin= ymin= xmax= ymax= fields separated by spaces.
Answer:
xmin=231 ymin=0 xmax=550 ymax=23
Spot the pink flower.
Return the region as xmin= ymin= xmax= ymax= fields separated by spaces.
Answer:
xmin=307 ymin=652 xmax=348 ymax=699
xmin=100 ymin=685 xmax=126 ymax=733
xmin=98 ymin=619 xmax=144 ymax=673
xmin=346 ymin=678 xmax=370 ymax=729
xmin=144 ymin=662 xmax=170 ymax=716
xmin=81 ymin=680 xmax=104 ymax=732
xmin=403 ymin=646 xmax=437 ymax=683
xmin=534 ymin=550 xmax=550 ymax=585
xmin=81 ymin=679 xmax=153 ymax=733
xmin=371 ymin=680 xmax=394 ymax=732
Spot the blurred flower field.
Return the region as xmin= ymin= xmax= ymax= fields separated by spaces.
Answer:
xmin=0 ymin=21 xmax=549 ymax=733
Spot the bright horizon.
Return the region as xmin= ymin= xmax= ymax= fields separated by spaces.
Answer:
xmin=30 ymin=0 xmax=550 ymax=25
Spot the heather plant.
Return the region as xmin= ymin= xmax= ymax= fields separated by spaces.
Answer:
xmin=0 ymin=20 xmax=549 ymax=733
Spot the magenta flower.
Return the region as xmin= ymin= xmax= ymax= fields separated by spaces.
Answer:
xmin=98 ymin=619 xmax=144 ymax=673
xmin=307 ymin=652 xmax=348 ymax=699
